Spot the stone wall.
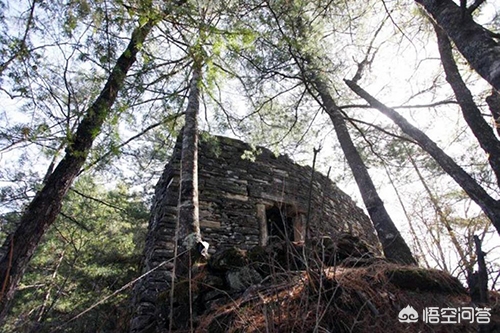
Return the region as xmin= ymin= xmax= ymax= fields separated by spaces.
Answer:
xmin=130 ymin=135 xmax=381 ymax=333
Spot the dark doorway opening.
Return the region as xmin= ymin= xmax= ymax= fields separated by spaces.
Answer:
xmin=266 ymin=206 xmax=294 ymax=242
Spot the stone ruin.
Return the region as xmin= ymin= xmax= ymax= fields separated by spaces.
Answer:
xmin=130 ymin=135 xmax=382 ymax=332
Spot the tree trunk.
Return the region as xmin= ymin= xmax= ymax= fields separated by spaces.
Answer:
xmin=177 ymin=63 xmax=202 ymax=249
xmin=434 ymin=24 xmax=500 ymax=188
xmin=345 ymin=79 xmax=500 ymax=237
xmin=415 ymin=0 xmax=500 ymax=91
xmin=168 ymin=63 xmax=206 ymax=331
xmin=309 ymin=74 xmax=416 ymax=265
xmin=273 ymin=3 xmax=415 ymax=264
xmin=0 ymin=21 xmax=154 ymax=323
xmin=473 ymin=235 xmax=488 ymax=304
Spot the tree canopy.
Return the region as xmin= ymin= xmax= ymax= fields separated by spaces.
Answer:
xmin=1 ymin=0 xmax=500 ymax=330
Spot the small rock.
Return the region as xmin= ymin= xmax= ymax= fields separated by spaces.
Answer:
xmin=226 ymin=266 xmax=262 ymax=291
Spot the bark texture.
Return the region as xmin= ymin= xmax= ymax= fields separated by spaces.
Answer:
xmin=177 ymin=64 xmax=202 ymax=248
xmin=345 ymin=79 xmax=500 ymax=238
xmin=0 ymin=22 xmax=154 ymax=323
xmin=416 ymin=0 xmax=500 ymax=91
xmin=435 ymin=25 xmax=500 ymax=188
xmin=474 ymin=235 xmax=488 ymax=304
xmin=309 ymin=74 xmax=416 ymax=265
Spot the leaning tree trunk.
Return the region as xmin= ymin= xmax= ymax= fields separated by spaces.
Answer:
xmin=309 ymin=73 xmax=416 ymax=265
xmin=434 ymin=24 xmax=500 ymax=188
xmin=275 ymin=3 xmax=415 ymax=264
xmin=0 ymin=21 xmax=154 ymax=323
xmin=416 ymin=0 xmax=500 ymax=91
xmin=345 ymin=79 xmax=500 ymax=237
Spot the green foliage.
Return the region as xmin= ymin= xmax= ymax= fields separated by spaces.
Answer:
xmin=1 ymin=177 xmax=149 ymax=333
xmin=241 ymin=145 xmax=262 ymax=162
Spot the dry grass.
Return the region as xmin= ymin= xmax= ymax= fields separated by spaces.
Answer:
xmin=196 ymin=262 xmax=493 ymax=333
xmin=160 ymin=239 xmax=498 ymax=333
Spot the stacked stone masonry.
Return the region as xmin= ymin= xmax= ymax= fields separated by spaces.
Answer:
xmin=130 ymin=135 xmax=381 ymax=333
